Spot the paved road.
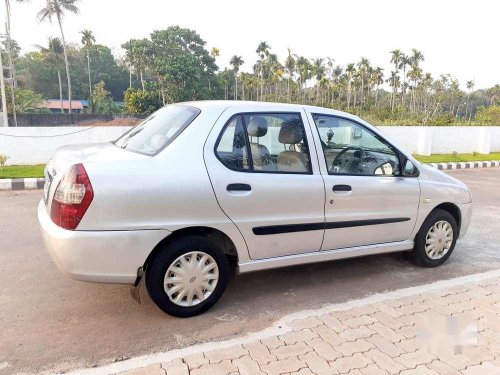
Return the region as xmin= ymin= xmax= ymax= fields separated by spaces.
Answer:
xmin=0 ymin=168 xmax=499 ymax=374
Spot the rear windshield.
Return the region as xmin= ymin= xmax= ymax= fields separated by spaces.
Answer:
xmin=114 ymin=105 xmax=200 ymax=155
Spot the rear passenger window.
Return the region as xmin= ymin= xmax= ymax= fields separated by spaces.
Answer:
xmin=215 ymin=113 xmax=312 ymax=174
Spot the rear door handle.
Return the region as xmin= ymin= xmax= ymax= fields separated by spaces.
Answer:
xmin=227 ymin=183 xmax=252 ymax=192
xmin=332 ymin=184 xmax=352 ymax=192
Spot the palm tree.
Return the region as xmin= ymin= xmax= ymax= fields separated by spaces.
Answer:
xmin=229 ymin=55 xmax=244 ymax=100
xmin=371 ymin=67 xmax=384 ymax=106
xmin=357 ymin=57 xmax=370 ymax=105
xmin=256 ymin=41 xmax=270 ymax=100
xmin=312 ymin=58 xmax=325 ymax=102
xmin=37 ymin=37 xmax=65 ymax=112
xmin=37 ymin=0 xmax=80 ymax=113
xmin=346 ymin=63 xmax=356 ymax=109
xmin=390 ymin=49 xmax=403 ymax=111
xmin=466 ymin=80 xmax=475 ymax=121
xmin=208 ymin=47 xmax=219 ymax=92
xmin=210 ymin=47 xmax=220 ymax=59
xmin=80 ymin=29 xmax=95 ymax=111
xmin=284 ymin=48 xmax=295 ymax=102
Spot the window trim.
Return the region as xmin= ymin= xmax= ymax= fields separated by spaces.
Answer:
xmin=214 ymin=111 xmax=314 ymax=175
xmin=113 ymin=104 xmax=201 ymax=156
xmin=311 ymin=113 xmax=417 ymax=178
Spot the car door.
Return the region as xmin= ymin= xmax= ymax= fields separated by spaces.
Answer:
xmin=204 ymin=106 xmax=325 ymax=260
xmin=306 ymin=112 xmax=420 ymax=251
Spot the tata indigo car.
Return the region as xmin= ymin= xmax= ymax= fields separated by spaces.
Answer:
xmin=38 ymin=101 xmax=472 ymax=317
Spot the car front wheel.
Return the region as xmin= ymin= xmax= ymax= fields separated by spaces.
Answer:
xmin=146 ymin=235 xmax=230 ymax=317
xmin=412 ymin=209 xmax=458 ymax=267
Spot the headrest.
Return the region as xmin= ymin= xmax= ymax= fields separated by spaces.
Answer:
xmin=247 ymin=116 xmax=268 ymax=137
xmin=279 ymin=121 xmax=304 ymax=144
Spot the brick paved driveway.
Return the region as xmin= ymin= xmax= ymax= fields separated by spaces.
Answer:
xmin=77 ymin=271 xmax=500 ymax=375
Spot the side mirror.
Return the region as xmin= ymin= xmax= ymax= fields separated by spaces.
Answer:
xmin=402 ymin=158 xmax=419 ymax=177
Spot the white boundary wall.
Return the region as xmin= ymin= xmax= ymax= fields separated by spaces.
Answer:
xmin=0 ymin=125 xmax=499 ymax=165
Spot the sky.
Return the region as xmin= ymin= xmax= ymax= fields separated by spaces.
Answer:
xmin=5 ymin=0 xmax=500 ymax=90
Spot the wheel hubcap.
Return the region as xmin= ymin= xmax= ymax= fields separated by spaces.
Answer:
xmin=425 ymin=220 xmax=453 ymax=260
xmin=164 ymin=251 xmax=219 ymax=307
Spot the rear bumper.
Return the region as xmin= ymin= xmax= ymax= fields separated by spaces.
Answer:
xmin=458 ymin=202 xmax=472 ymax=239
xmin=38 ymin=200 xmax=170 ymax=284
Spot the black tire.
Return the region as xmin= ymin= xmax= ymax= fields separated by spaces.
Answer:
xmin=146 ymin=235 xmax=230 ymax=318
xmin=411 ymin=209 xmax=458 ymax=267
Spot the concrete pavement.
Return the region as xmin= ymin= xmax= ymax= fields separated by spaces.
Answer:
xmin=0 ymin=168 xmax=499 ymax=374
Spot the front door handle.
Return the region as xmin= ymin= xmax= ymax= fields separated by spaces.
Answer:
xmin=227 ymin=183 xmax=252 ymax=192
xmin=332 ymin=184 xmax=352 ymax=192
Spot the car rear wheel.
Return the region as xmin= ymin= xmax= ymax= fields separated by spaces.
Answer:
xmin=146 ymin=235 xmax=230 ymax=317
xmin=411 ymin=209 xmax=458 ymax=267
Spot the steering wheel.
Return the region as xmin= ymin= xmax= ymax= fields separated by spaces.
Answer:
xmin=331 ymin=147 xmax=365 ymax=173
xmin=373 ymin=159 xmax=398 ymax=175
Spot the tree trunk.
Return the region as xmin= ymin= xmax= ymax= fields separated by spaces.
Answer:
xmin=234 ymin=74 xmax=238 ymax=100
xmin=57 ymin=69 xmax=63 ymax=113
xmin=140 ymin=71 xmax=145 ymax=90
xmin=57 ymin=14 xmax=72 ymax=113
xmin=86 ymin=49 xmax=92 ymax=113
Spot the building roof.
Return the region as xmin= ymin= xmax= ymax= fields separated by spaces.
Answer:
xmin=38 ymin=100 xmax=84 ymax=110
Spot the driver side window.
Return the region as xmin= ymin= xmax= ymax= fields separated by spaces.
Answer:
xmin=312 ymin=114 xmax=400 ymax=176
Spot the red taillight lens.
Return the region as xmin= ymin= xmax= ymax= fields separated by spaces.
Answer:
xmin=51 ymin=163 xmax=94 ymax=230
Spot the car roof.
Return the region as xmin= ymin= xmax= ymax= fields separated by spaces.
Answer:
xmin=179 ymin=100 xmax=360 ymax=121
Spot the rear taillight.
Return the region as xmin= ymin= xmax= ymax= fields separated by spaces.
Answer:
xmin=51 ymin=163 xmax=94 ymax=230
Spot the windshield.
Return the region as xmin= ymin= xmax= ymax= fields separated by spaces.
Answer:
xmin=114 ymin=105 xmax=200 ymax=155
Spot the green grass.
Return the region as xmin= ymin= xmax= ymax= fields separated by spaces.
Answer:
xmin=414 ymin=153 xmax=500 ymax=163
xmin=1 ymin=152 xmax=499 ymax=178
xmin=0 ymin=164 xmax=45 ymax=179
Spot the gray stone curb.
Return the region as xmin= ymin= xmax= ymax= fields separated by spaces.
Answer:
xmin=0 ymin=177 xmax=45 ymax=191
xmin=427 ymin=160 xmax=500 ymax=170
xmin=0 ymin=160 xmax=499 ymax=191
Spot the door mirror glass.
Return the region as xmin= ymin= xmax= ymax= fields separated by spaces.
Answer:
xmin=403 ymin=159 xmax=419 ymax=177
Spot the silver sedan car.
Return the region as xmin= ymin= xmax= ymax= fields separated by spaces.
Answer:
xmin=38 ymin=101 xmax=472 ymax=317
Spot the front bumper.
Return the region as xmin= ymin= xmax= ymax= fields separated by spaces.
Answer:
xmin=38 ymin=200 xmax=170 ymax=284
xmin=458 ymin=202 xmax=472 ymax=239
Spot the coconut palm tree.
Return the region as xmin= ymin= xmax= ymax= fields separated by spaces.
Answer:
xmin=312 ymin=58 xmax=325 ymax=102
xmin=229 ymin=55 xmax=244 ymax=100
xmin=466 ymin=80 xmax=475 ymax=121
xmin=371 ymin=67 xmax=384 ymax=106
xmin=37 ymin=0 xmax=80 ymax=113
xmin=256 ymin=41 xmax=270 ymax=99
xmin=390 ymin=49 xmax=403 ymax=111
xmin=80 ymin=29 xmax=95 ymax=111
xmin=345 ymin=63 xmax=356 ymax=109
xmin=37 ymin=37 xmax=65 ymax=112
xmin=284 ymin=48 xmax=295 ymax=102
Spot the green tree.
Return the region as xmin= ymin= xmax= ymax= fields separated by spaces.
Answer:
xmin=80 ymin=29 xmax=96 ymax=108
xmin=91 ymin=81 xmax=115 ymax=113
xmin=36 ymin=37 xmax=65 ymax=112
xmin=148 ymin=26 xmax=218 ymax=103
xmin=229 ymin=55 xmax=244 ymax=100
xmin=37 ymin=0 xmax=80 ymax=113
xmin=256 ymin=41 xmax=271 ymax=99
xmin=389 ymin=49 xmax=403 ymax=110
xmin=121 ymin=38 xmax=151 ymax=90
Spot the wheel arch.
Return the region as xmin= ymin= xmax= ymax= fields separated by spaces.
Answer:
xmin=431 ymin=202 xmax=462 ymax=232
xmin=143 ymin=226 xmax=239 ymax=273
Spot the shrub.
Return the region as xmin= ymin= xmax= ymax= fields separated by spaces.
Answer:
xmin=475 ymin=106 xmax=500 ymax=125
xmin=124 ymin=88 xmax=163 ymax=115
xmin=0 ymin=154 xmax=8 ymax=170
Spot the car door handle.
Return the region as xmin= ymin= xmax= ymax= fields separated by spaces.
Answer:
xmin=332 ymin=184 xmax=352 ymax=192
xmin=227 ymin=183 xmax=252 ymax=192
